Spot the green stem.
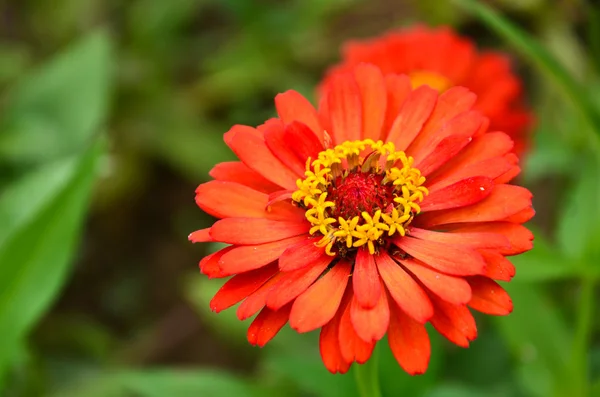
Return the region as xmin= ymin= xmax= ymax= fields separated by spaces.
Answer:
xmin=568 ymin=278 xmax=596 ymax=397
xmin=353 ymin=345 xmax=382 ymax=397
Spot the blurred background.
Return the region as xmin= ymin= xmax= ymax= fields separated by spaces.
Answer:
xmin=1 ymin=0 xmax=599 ymax=396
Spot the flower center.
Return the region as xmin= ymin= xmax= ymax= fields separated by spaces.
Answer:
xmin=409 ymin=70 xmax=452 ymax=92
xmin=292 ymin=139 xmax=428 ymax=257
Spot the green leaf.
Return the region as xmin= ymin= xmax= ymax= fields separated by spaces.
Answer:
xmin=494 ymin=284 xmax=572 ymax=396
xmin=452 ymin=0 xmax=600 ymax=149
xmin=52 ymin=369 xmax=279 ymax=397
xmin=0 ymin=142 xmax=104 ymax=385
xmin=556 ymin=156 xmax=600 ymax=263
xmin=0 ymin=30 xmax=112 ymax=164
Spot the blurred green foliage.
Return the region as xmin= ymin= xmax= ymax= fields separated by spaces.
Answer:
xmin=1 ymin=0 xmax=600 ymax=396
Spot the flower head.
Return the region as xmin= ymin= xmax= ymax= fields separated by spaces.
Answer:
xmin=191 ymin=63 xmax=534 ymax=375
xmin=321 ymin=25 xmax=533 ymax=155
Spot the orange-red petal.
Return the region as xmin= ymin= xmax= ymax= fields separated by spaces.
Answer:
xmin=376 ymin=251 xmax=433 ymax=323
xmin=323 ymin=72 xmax=363 ymax=144
xmin=350 ymin=279 xmax=390 ymax=342
xmin=353 ymin=248 xmax=382 ymax=309
xmin=429 ymin=296 xmax=477 ymax=347
xmin=189 ymin=228 xmax=213 ymax=243
xmin=354 ymin=63 xmax=386 ymax=140
xmin=393 ymin=236 xmax=486 ymax=276
xmin=210 ymin=218 xmax=309 ymax=245
xmin=387 ymin=300 xmax=431 ymax=375
xmin=279 ymin=236 xmax=326 ymax=271
xmin=387 ymin=85 xmax=437 ymax=150
xmin=467 ymin=276 xmax=513 ymax=315
xmin=419 ymin=176 xmax=493 ymax=212
xmin=248 ymin=304 xmax=292 ymax=347
xmin=408 ymin=227 xmax=509 ymax=250
xmin=339 ymin=290 xmax=375 ymax=364
xmin=209 ymin=161 xmax=280 ymax=194
xmin=290 ymin=261 xmax=352 ymax=333
xmin=319 ymin=300 xmax=351 ymax=374
xmin=275 ymin=90 xmax=323 ymax=142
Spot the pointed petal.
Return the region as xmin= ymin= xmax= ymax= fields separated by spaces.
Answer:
xmin=323 ymin=72 xmax=363 ymax=144
xmin=387 ymin=85 xmax=438 ymax=150
xmin=237 ymin=272 xmax=284 ymax=320
xmin=209 ymin=264 xmax=278 ymax=312
xmin=429 ymin=296 xmax=477 ymax=348
xmin=279 ymin=236 xmax=325 ymax=271
xmin=275 ymin=90 xmax=323 ymax=142
xmin=266 ymin=256 xmax=332 ymax=310
xmin=248 ymin=304 xmax=292 ymax=347
xmin=376 ymin=251 xmax=433 ymax=323
xmin=353 ymin=248 xmax=382 ymax=309
xmin=467 ymin=276 xmax=513 ymax=315
xmin=387 ymin=301 xmax=431 ymax=375
xmin=209 ymin=218 xmax=309 ymax=245
xmin=189 ymin=228 xmax=212 ymax=243
xmin=209 ymin=161 xmax=280 ymax=194
xmin=393 ymin=236 xmax=486 ymax=276
xmin=199 ymin=247 xmax=231 ymax=279
xmin=339 ymin=290 xmax=375 ymax=364
xmin=479 ymin=249 xmax=516 ymax=281
xmin=416 ymin=185 xmax=532 ymax=227
xmin=400 ymin=258 xmax=472 ymax=305
xmin=448 ymin=222 xmax=534 ymax=255
xmin=350 ymin=279 xmax=390 ymax=342
xmin=219 ymin=235 xmax=307 ymax=274
xmin=319 ymin=300 xmax=352 ymax=374
xmin=354 ymin=63 xmax=386 ymax=140
xmin=224 ymin=125 xmax=298 ymax=190
xmin=419 ymin=176 xmax=493 ymax=212
xmin=290 ymin=261 xmax=352 ymax=333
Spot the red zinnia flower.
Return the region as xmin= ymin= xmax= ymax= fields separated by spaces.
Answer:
xmin=190 ymin=63 xmax=534 ymax=375
xmin=321 ymin=25 xmax=532 ymax=155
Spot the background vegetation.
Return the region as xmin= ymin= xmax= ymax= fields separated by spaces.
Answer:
xmin=0 ymin=0 xmax=599 ymax=396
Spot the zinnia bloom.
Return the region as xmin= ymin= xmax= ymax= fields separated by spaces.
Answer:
xmin=321 ymin=25 xmax=532 ymax=155
xmin=190 ymin=63 xmax=534 ymax=375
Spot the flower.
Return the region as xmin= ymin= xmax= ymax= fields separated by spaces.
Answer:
xmin=321 ymin=25 xmax=532 ymax=155
xmin=190 ymin=63 xmax=534 ymax=375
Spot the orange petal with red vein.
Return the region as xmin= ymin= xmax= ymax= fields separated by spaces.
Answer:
xmin=400 ymin=258 xmax=472 ymax=305
xmin=248 ymin=304 xmax=292 ymax=347
xmin=189 ymin=228 xmax=212 ymax=243
xmin=324 ymin=72 xmax=363 ymax=144
xmin=353 ymin=63 xmax=386 ymax=140
xmin=353 ymin=248 xmax=381 ymax=309
xmin=319 ymin=302 xmax=351 ymax=374
xmin=219 ymin=235 xmax=307 ymax=274
xmin=419 ymin=176 xmax=493 ymax=212
xmin=387 ymin=85 xmax=438 ymax=150
xmin=209 ymin=264 xmax=279 ymax=312
xmin=196 ymin=181 xmax=272 ymax=220
xmin=467 ymin=276 xmax=513 ymax=315
xmin=263 ymin=118 xmax=307 ymax=176
xmin=279 ymin=236 xmax=326 ymax=271
xmin=376 ymin=251 xmax=433 ymax=323
xmin=209 ymin=161 xmax=280 ymax=194
xmin=416 ymin=184 xmax=532 ymax=228
xmin=283 ymin=121 xmax=324 ymax=164
xmin=350 ymin=280 xmax=390 ymax=342
xmin=237 ymin=272 xmax=284 ymax=320
xmin=407 ymin=87 xmax=477 ymax=156
xmin=275 ymin=90 xmax=323 ymax=141
xmin=210 ymin=218 xmax=309 ymax=245
xmin=387 ymin=301 xmax=431 ymax=375
xmin=338 ymin=290 xmax=375 ymax=363
xmin=429 ymin=296 xmax=477 ymax=347
xmin=199 ymin=247 xmax=232 ymax=279
xmin=479 ymin=249 xmax=516 ymax=281
xmin=382 ymin=74 xmax=412 ymax=135
xmin=266 ymin=256 xmax=332 ymax=310
xmin=445 ymin=222 xmax=533 ymax=255
xmin=393 ymin=236 xmax=486 ymax=276
xmin=290 ymin=261 xmax=352 ymax=333
xmin=224 ymin=124 xmax=299 ymax=190
xmin=408 ymin=227 xmax=509 ymax=250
